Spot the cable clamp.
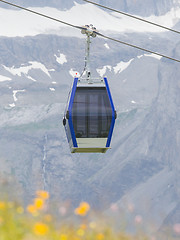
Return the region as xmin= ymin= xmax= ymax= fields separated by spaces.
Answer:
xmin=81 ymin=24 xmax=98 ymax=38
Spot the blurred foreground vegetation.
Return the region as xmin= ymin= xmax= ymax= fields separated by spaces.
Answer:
xmin=0 ymin=190 xmax=179 ymax=240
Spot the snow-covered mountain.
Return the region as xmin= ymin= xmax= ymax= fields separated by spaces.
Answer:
xmin=1 ymin=0 xmax=179 ymax=16
xmin=0 ymin=1 xmax=180 ymax=37
xmin=0 ymin=0 xmax=180 ymax=235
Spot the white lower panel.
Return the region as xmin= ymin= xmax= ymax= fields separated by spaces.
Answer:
xmin=70 ymin=138 xmax=110 ymax=153
xmin=76 ymin=138 xmax=107 ymax=148
xmin=71 ymin=147 xmax=110 ymax=153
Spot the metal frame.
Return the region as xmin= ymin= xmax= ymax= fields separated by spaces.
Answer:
xmin=81 ymin=24 xmax=98 ymax=83
xmin=67 ymin=77 xmax=78 ymax=148
xmin=104 ymin=77 xmax=116 ymax=147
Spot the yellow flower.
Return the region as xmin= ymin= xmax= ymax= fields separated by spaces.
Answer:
xmin=96 ymin=233 xmax=104 ymax=240
xmin=36 ymin=190 xmax=49 ymax=200
xmin=0 ymin=201 xmax=5 ymax=210
xmin=74 ymin=202 xmax=90 ymax=216
xmin=33 ymin=222 xmax=49 ymax=236
xmin=34 ymin=198 xmax=44 ymax=210
xmin=27 ymin=204 xmax=37 ymax=214
xmin=60 ymin=234 xmax=68 ymax=240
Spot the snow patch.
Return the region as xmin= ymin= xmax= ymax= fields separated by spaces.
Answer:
xmin=137 ymin=54 xmax=162 ymax=60
xmin=144 ymin=53 xmax=162 ymax=60
xmin=13 ymin=90 xmax=26 ymax=102
xmin=49 ymin=88 xmax=55 ymax=91
xmin=54 ymin=53 xmax=67 ymax=65
xmin=3 ymin=61 xmax=51 ymax=78
xmin=27 ymin=75 xmax=37 ymax=82
xmin=9 ymin=103 xmax=15 ymax=108
xmin=114 ymin=59 xmax=134 ymax=74
xmin=0 ymin=75 xmax=11 ymax=82
xmin=69 ymin=69 xmax=80 ymax=78
xmin=97 ymin=65 xmax=112 ymax=77
xmin=104 ymin=43 xmax=110 ymax=49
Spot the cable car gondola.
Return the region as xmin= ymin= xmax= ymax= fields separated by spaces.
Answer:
xmin=63 ymin=25 xmax=116 ymax=153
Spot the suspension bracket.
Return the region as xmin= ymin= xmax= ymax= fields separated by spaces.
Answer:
xmin=80 ymin=24 xmax=98 ymax=82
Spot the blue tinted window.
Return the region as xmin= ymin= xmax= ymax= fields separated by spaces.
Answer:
xmin=72 ymin=87 xmax=112 ymax=138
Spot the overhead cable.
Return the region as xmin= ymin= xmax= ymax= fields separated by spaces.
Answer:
xmin=97 ymin=32 xmax=180 ymax=63
xmin=0 ymin=0 xmax=180 ymax=63
xmin=82 ymin=0 xmax=180 ymax=35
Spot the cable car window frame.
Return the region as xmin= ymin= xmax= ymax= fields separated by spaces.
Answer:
xmin=72 ymin=87 xmax=112 ymax=138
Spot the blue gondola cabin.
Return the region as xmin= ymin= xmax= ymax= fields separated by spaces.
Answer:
xmin=63 ymin=77 xmax=116 ymax=153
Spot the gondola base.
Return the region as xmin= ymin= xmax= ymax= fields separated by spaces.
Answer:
xmin=70 ymin=138 xmax=110 ymax=153
xmin=71 ymin=147 xmax=110 ymax=153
